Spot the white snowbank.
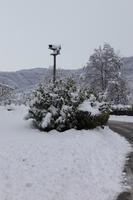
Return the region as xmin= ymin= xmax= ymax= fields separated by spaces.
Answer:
xmin=109 ymin=115 xmax=133 ymax=123
xmin=0 ymin=105 xmax=131 ymax=200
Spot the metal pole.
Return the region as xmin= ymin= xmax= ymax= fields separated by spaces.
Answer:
xmin=49 ymin=44 xmax=61 ymax=84
xmin=53 ymin=55 xmax=56 ymax=83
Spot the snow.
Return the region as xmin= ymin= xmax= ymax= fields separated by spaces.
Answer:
xmin=110 ymin=115 xmax=133 ymax=123
xmin=111 ymin=104 xmax=131 ymax=110
xmin=78 ymin=99 xmax=100 ymax=115
xmin=0 ymin=83 xmax=14 ymax=90
xmin=41 ymin=112 xmax=52 ymax=128
xmin=0 ymin=105 xmax=131 ymax=200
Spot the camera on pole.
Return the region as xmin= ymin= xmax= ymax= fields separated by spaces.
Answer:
xmin=48 ymin=44 xmax=61 ymax=83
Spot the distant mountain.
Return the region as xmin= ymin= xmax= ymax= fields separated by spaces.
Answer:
xmin=123 ymin=57 xmax=133 ymax=101
xmin=123 ymin=57 xmax=133 ymax=80
xmin=0 ymin=68 xmax=83 ymax=92
xmin=0 ymin=68 xmax=47 ymax=91
xmin=123 ymin=56 xmax=133 ymax=72
xmin=0 ymin=56 xmax=132 ymax=95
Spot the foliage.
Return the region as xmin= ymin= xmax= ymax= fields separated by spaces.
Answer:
xmin=26 ymin=78 xmax=109 ymax=132
xmin=76 ymin=92 xmax=109 ymax=129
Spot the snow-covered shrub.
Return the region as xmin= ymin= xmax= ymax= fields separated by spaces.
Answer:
xmin=76 ymin=93 xmax=109 ymax=129
xmin=26 ymin=79 xmax=109 ymax=132
xmin=26 ymin=79 xmax=77 ymax=131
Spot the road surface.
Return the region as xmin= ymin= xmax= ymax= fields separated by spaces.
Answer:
xmin=109 ymin=120 xmax=133 ymax=200
xmin=109 ymin=121 xmax=133 ymax=143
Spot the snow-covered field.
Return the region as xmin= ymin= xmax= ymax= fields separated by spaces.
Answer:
xmin=0 ymin=106 xmax=131 ymax=200
xmin=110 ymin=115 xmax=133 ymax=123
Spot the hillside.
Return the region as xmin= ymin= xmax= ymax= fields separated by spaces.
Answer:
xmin=123 ymin=56 xmax=133 ymax=74
xmin=0 ymin=56 xmax=132 ymax=93
xmin=0 ymin=68 xmax=83 ymax=91
xmin=123 ymin=57 xmax=133 ymax=79
xmin=123 ymin=57 xmax=133 ymax=100
xmin=0 ymin=68 xmax=47 ymax=91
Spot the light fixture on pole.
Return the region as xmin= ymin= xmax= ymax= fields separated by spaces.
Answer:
xmin=48 ymin=44 xmax=61 ymax=83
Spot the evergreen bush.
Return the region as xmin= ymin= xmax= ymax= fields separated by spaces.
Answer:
xmin=76 ymin=94 xmax=109 ymax=129
xmin=26 ymin=79 xmax=109 ymax=132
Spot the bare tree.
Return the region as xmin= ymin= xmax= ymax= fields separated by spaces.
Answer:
xmin=83 ymin=44 xmax=128 ymax=104
xmin=84 ymin=44 xmax=122 ymax=91
xmin=0 ymin=83 xmax=14 ymax=105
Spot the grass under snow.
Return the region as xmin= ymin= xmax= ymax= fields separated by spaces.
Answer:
xmin=0 ymin=105 xmax=131 ymax=200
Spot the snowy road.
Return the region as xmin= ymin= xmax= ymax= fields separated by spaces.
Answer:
xmin=109 ymin=120 xmax=133 ymax=200
xmin=0 ymin=106 xmax=131 ymax=200
xmin=109 ymin=121 xmax=133 ymax=142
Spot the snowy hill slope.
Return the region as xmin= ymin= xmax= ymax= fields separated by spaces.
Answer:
xmin=123 ymin=56 xmax=133 ymax=75
xmin=123 ymin=57 xmax=133 ymax=101
xmin=0 ymin=68 xmax=82 ymax=91
xmin=0 ymin=56 xmax=132 ymax=92
xmin=0 ymin=68 xmax=47 ymax=91
xmin=123 ymin=57 xmax=133 ymax=88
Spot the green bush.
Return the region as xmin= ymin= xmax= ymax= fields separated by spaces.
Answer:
xmin=76 ymin=112 xmax=109 ymax=129
xmin=76 ymin=100 xmax=109 ymax=130
xmin=26 ymin=79 xmax=109 ymax=132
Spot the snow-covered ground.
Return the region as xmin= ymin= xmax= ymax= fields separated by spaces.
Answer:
xmin=110 ymin=115 xmax=133 ymax=123
xmin=0 ymin=106 xmax=131 ymax=200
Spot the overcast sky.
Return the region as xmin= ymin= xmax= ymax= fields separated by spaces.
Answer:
xmin=0 ymin=0 xmax=133 ymax=71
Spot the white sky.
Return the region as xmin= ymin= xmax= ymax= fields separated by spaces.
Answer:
xmin=0 ymin=0 xmax=133 ymax=71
